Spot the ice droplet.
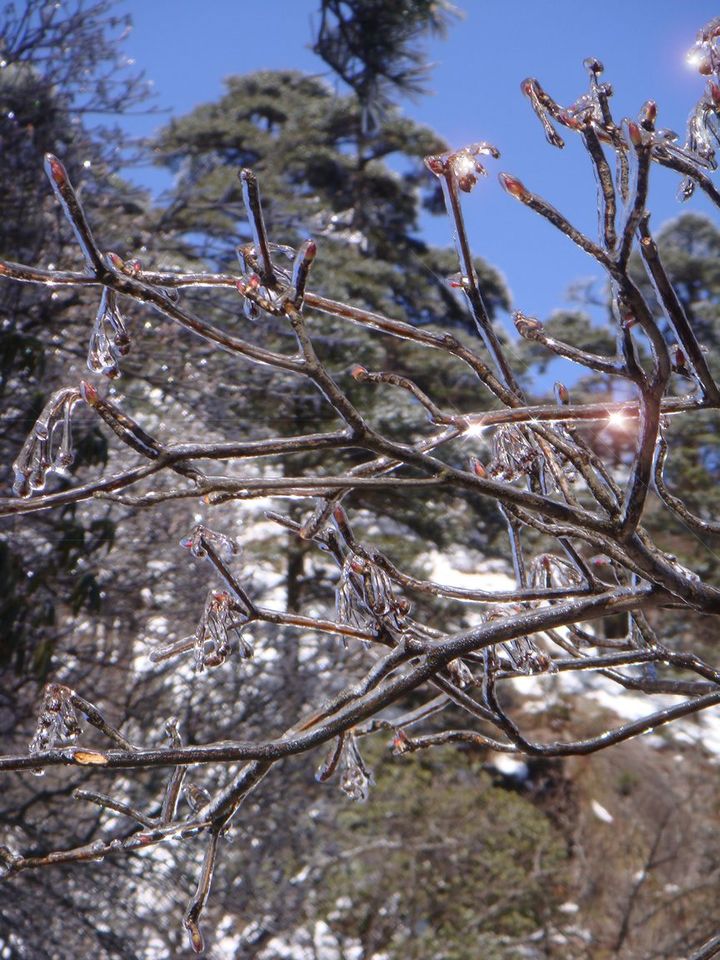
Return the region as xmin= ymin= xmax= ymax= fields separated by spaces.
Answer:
xmin=90 ymin=840 xmax=106 ymax=859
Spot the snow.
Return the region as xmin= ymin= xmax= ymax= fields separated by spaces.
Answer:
xmin=590 ymin=799 xmax=614 ymax=823
xmin=512 ymin=658 xmax=720 ymax=761
xmin=424 ymin=547 xmax=515 ymax=597
xmin=558 ymin=902 xmax=580 ymax=914
xmin=491 ymin=753 xmax=529 ymax=780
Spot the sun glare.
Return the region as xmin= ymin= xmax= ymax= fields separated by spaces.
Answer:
xmin=463 ymin=421 xmax=487 ymax=439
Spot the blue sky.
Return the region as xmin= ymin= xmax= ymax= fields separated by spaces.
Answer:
xmin=120 ymin=1 xmax=719 ymax=326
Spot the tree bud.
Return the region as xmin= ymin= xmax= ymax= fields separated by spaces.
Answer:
xmin=498 ymin=172 xmax=528 ymax=200
xmin=44 ymin=153 xmax=68 ymax=187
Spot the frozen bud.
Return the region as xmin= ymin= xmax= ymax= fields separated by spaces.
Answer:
xmin=0 ymin=846 xmax=18 ymax=878
xmin=451 ymin=150 xmax=484 ymax=193
xmin=333 ymin=504 xmax=350 ymax=528
xmin=185 ymin=782 xmax=212 ymax=813
xmin=640 ymin=100 xmax=657 ymax=129
xmin=554 ymin=382 xmax=570 ymax=405
xmin=180 ymin=523 xmax=240 ymax=561
xmin=44 ymin=153 xmax=69 ymax=188
xmin=424 ymin=154 xmax=447 ymax=176
xmin=350 ymin=364 xmax=368 ymax=381
xmin=80 ymin=380 xmax=98 ymax=403
xmin=470 ymin=141 xmax=500 ymax=159
xmin=29 ymin=683 xmax=81 ymax=754
xmin=392 ymin=729 xmax=411 ymax=756
xmin=470 ymin=456 xmax=487 ymax=478
xmin=560 ymin=110 xmax=585 ymax=130
xmin=513 ymin=311 xmax=543 ymax=337
xmin=447 ymin=658 xmax=473 ymax=687
xmin=184 ymin=918 xmax=205 ymax=955
xmin=165 ymin=717 xmax=181 ymax=745
xmin=125 ymin=258 xmax=143 ymax=276
xmin=697 ymin=52 xmax=714 ymax=76
xmin=498 ymin=172 xmax=529 ymax=200
xmin=674 ymin=347 xmax=687 ymax=369
xmin=625 ymin=120 xmax=645 ymax=148
xmin=105 ymin=251 xmax=125 ymax=270
xmin=291 ymin=238 xmax=317 ymax=304
xmin=395 ymin=596 xmax=411 ymax=616
xmin=583 ymin=57 xmax=604 ymax=75
xmin=699 ymin=17 xmax=720 ymax=42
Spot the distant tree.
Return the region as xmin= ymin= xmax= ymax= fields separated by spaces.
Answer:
xmin=313 ymin=0 xmax=457 ymax=132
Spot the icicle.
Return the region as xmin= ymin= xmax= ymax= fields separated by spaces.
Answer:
xmin=192 ymin=591 xmax=250 ymax=672
xmin=513 ymin=310 xmax=543 ymax=338
xmin=12 ymin=388 xmax=82 ymax=497
xmin=447 ymin=658 xmax=474 ymax=688
xmin=87 ymin=288 xmax=130 ymax=378
xmin=391 ymin=728 xmax=411 ymax=756
xmin=488 ymin=425 xmax=541 ymax=482
xmin=528 ymin=553 xmax=582 ymax=590
xmin=335 ymin=553 xmax=410 ymax=632
xmin=521 ymin=78 xmax=565 ymax=148
xmin=315 ymin=734 xmax=345 ymax=783
xmin=339 ymin=731 xmax=373 ymax=802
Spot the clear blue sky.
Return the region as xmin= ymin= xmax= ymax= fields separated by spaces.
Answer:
xmin=120 ymin=1 xmax=719 ymax=326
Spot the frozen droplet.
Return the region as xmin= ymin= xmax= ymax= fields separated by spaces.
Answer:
xmin=677 ymin=177 xmax=695 ymax=202
xmin=243 ymin=297 xmax=261 ymax=321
